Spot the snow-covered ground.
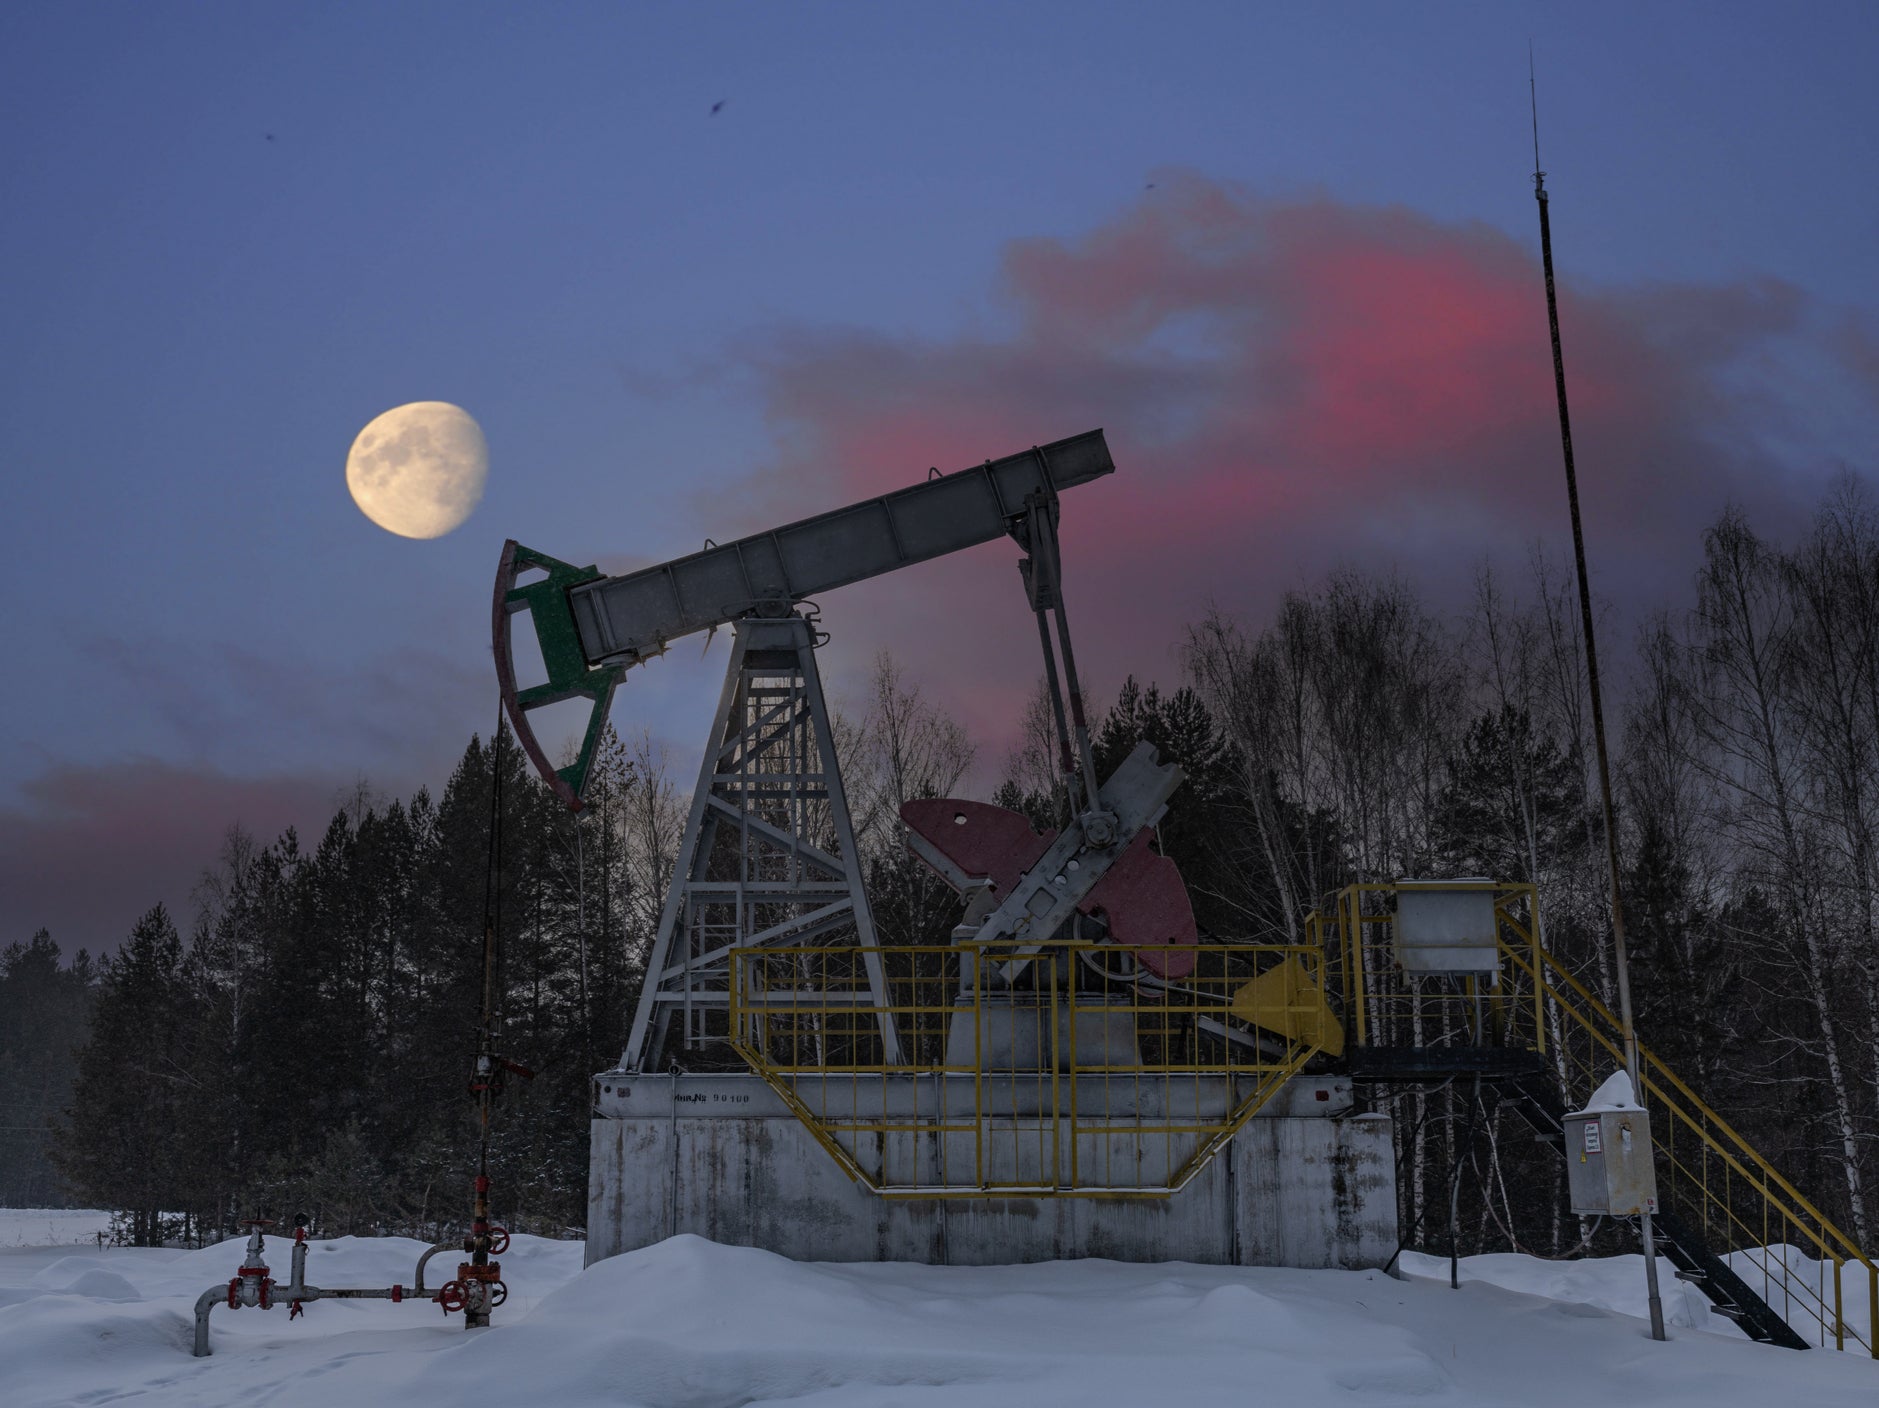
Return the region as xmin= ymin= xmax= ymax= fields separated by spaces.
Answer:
xmin=1 ymin=1209 xmax=1873 ymax=1407
xmin=0 ymin=1209 xmax=117 ymax=1249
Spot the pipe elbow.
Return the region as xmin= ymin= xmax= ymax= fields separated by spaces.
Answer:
xmin=192 ymin=1286 xmax=224 ymax=1357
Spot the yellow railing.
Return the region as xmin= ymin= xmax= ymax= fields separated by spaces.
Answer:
xmin=1310 ymin=882 xmax=1543 ymax=1055
xmin=727 ymin=941 xmax=1331 ymax=1197
xmin=1505 ymin=936 xmax=1878 ymax=1356
xmin=1314 ymin=880 xmax=1877 ymax=1355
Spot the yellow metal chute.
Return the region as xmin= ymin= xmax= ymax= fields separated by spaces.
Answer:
xmin=1230 ymin=956 xmax=1344 ymax=1059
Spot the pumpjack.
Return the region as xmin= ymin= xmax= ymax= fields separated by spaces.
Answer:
xmin=494 ymin=430 xmax=1200 ymax=1073
xmin=493 ymin=430 xmax=1872 ymax=1354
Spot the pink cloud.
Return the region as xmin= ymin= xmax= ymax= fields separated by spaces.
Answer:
xmin=727 ymin=176 xmax=1849 ymax=764
xmin=0 ymin=760 xmax=347 ymax=954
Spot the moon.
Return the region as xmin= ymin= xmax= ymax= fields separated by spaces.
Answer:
xmin=345 ymin=401 xmax=488 ymax=539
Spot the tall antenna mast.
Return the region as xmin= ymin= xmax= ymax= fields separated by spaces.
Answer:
xmin=1529 ymin=44 xmax=1543 ymax=175
xmin=1528 ymin=53 xmax=1668 ymax=1344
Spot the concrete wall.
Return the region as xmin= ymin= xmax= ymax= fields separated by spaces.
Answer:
xmin=586 ymin=1101 xmax=1395 ymax=1271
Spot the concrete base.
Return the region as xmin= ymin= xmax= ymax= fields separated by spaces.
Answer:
xmin=586 ymin=1074 xmax=1396 ymax=1270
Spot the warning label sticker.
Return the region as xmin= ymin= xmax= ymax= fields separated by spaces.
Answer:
xmin=1583 ymin=1121 xmax=1602 ymax=1153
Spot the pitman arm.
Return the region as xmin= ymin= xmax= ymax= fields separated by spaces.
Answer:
xmin=494 ymin=429 xmax=1114 ymax=809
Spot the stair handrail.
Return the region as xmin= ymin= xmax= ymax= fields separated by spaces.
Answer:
xmin=1501 ymin=936 xmax=1871 ymax=1274
xmin=1312 ymin=878 xmax=1875 ymax=1351
xmin=1504 ymin=934 xmax=1878 ymax=1354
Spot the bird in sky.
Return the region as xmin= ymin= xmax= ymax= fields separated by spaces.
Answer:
xmin=265 ymin=133 xmax=276 ymax=142
xmin=710 ymin=100 xmax=725 ymax=116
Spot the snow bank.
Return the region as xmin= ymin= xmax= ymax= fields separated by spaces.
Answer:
xmin=1720 ymin=1242 xmax=1878 ymax=1349
xmin=1400 ymin=1248 xmax=1723 ymax=1333
xmin=0 ymin=1217 xmax=1872 ymax=1407
xmin=405 ymin=1236 xmax=1450 ymax=1407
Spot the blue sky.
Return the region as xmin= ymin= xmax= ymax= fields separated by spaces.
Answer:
xmin=3 ymin=1 xmax=1876 ymax=950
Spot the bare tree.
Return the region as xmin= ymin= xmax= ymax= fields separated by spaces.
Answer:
xmin=1783 ymin=482 xmax=1879 ymax=1129
xmin=848 ymin=651 xmax=976 ymax=856
xmin=1684 ymin=509 xmax=1868 ymax=1240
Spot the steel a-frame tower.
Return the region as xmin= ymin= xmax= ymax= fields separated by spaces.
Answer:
xmin=621 ymin=613 xmax=902 ymax=1070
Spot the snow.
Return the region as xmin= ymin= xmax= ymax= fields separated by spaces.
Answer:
xmin=1578 ymin=1070 xmax=1642 ymax=1113
xmin=1401 ymin=1248 xmax=1730 ymax=1334
xmin=1 ymin=1210 xmax=1873 ymax=1407
xmin=0 ymin=1209 xmax=115 ymax=1249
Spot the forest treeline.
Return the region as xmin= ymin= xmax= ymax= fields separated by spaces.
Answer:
xmin=9 ymin=482 xmax=1879 ymax=1253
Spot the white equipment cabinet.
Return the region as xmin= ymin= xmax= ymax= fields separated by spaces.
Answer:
xmin=1564 ymin=1105 xmax=1658 ymax=1216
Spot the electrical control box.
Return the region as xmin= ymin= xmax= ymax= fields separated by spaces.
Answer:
xmin=1564 ymin=1106 xmax=1658 ymax=1215
xmin=1393 ymin=880 xmax=1499 ymax=975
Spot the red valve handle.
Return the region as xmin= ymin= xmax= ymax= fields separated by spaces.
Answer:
xmin=437 ymin=1280 xmax=468 ymax=1314
xmin=487 ymin=1226 xmax=510 ymax=1255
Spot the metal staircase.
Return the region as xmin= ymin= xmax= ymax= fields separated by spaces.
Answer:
xmin=1502 ymin=1060 xmax=1808 ymax=1348
xmin=1652 ymin=1208 xmax=1811 ymax=1350
xmin=1316 ymin=881 xmax=1877 ymax=1355
xmin=1350 ymin=1044 xmax=1802 ymax=1343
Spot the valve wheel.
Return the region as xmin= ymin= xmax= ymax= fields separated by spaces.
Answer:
xmin=489 ymin=1280 xmax=508 ymax=1307
xmin=487 ymin=1226 xmax=510 ymax=1255
xmin=437 ymin=1280 xmax=468 ymax=1314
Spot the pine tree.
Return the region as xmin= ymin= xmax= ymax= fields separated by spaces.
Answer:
xmin=1431 ymin=707 xmax=1585 ymax=883
xmin=0 ymin=932 xmax=96 ymax=1205
xmin=1091 ymin=676 xmax=1244 ymax=935
xmin=55 ymin=906 xmax=196 ymax=1244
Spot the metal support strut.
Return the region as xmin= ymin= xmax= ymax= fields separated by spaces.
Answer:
xmin=620 ymin=613 xmax=901 ymax=1071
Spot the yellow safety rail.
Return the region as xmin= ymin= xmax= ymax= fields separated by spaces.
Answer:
xmin=1310 ymin=882 xmax=1543 ymax=1056
xmin=727 ymin=941 xmax=1330 ymax=1197
xmin=1314 ymin=881 xmax=1878 ymax=1355
xmin=1505 ymin=937 xmax=1878 ymax=1356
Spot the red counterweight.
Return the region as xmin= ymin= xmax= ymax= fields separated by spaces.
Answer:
xmin=900 ymin=798 xmax=1197 ymax=977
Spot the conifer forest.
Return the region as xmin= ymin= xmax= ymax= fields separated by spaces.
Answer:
xmin=8 ymin=487 xmax=1879 ymax=1254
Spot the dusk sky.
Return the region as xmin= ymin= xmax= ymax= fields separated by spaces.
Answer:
xmin=4 ymin=2 xmax=1877 ymax=954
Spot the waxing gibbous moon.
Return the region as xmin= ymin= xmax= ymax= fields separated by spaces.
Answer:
xmin=345 ymin=401 xmax=488 ymax=539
